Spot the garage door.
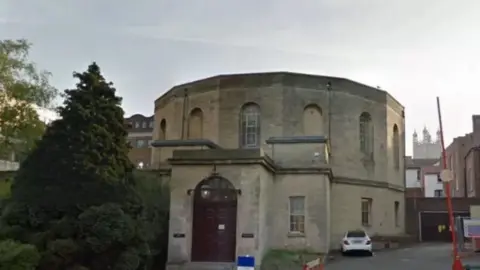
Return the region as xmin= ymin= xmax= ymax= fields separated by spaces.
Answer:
xmin=420 ymin=212 xmax=469 ymax=242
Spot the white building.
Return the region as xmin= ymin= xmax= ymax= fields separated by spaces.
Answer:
xmin=405 ymin=157 xmax=442 ymax=197
xmin=423 ymin=173 xmax=444 ymax=197
xmin=406 ymin=168 xmax=421 ymax=188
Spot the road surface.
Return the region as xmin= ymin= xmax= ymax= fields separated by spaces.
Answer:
xmin=326 ymin=243 xmax=464 ymax=270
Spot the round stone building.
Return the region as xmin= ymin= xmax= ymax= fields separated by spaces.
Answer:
xmin=151 ymin=72 xmax=405 ymax=269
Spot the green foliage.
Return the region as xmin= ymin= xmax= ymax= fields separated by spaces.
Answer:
xmin=133 ymin=171 xmax=169 ymax=269
xmin=0 ymin=63 xmax=149 ymax=270
xmin=0 ymin=239 xmax=40 ymax=270
xmin=0 ymin=179 xmax=11 ymax=199
xmin=261 ymin=249 xmax=321 ymax=270
xmin=0 ymin=39 xmax=58 ymax=156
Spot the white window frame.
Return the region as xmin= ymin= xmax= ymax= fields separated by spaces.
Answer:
xmin=240 ymin=104 xmax=260 ymax=148
xmin=361 ymin=198 xmax=372 ymax=226
xmin=288 ymin=196 xmax=306 ymax=234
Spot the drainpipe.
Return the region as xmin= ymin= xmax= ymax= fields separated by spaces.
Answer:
xmin=181 ymin=88 xmax=189 ymax=139
xmin=463 ymin=146 xmax=480 ymax=197
xmin=327 ymin=82 xmax=332 ymax=153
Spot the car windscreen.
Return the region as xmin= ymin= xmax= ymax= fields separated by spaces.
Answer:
xmin=346 ymin=231 xmax=366 ymax=238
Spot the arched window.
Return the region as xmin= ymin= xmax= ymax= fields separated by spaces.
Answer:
xmin=303 ymin=104 xmax=323 ymax=135
xmin=393 ymin=124 xmax=400 ymax=170
xmin=359 ymin=112 xmax=373 ymax=158
xmin=239 ymin=103 xmax=261 ymax=148
xmin=159 ymin=119 xmax=166 ymax=140
xmin=188 ymin=108 xmax=204 ymax=139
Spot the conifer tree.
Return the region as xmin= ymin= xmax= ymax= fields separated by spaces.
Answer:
xmin=1 ymin=63 xmax=148 ymax=270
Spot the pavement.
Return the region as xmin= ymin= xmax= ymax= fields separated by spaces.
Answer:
xmin=325 ymin=243 xmax=474 ymax=270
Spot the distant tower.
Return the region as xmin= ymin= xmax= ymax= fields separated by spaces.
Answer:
xmin=423 ymin=126 xmax=431 ymax=143
xmin=413 ymin=126 xmax=441 ymax=159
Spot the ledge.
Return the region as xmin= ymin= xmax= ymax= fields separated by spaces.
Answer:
xmin=266 ymin=136 xmax=328 ymax=144
xmin=150 ymin=139 xmax=221 ymax=149
xmin=276 ymin=167 xmax=332 ymax=176
xmin=333 ymin=177 xmax=405 ymax=192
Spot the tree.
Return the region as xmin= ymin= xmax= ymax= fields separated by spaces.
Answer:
xmin=0 ymin=39 xmax=58 ymax=159
xmin=0 ymin=63 xmax=148 ymax=270
xmin=0 ymin=239 xmax=40 ymax=270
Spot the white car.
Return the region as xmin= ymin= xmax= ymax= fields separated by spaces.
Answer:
xmin=340 ymin=230 xmax=373 ymax=256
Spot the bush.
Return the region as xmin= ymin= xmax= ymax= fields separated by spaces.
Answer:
xmin=134 ymin=171 xmax=169 ymax=270
xmin=0 ymin=63 xmax=149 ymax=270
xmin=0 ymin=239 xmax=40 ymax=270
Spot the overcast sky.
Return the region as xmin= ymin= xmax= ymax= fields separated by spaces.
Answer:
xmin=1 ymin=0 xmax=479 ymax=155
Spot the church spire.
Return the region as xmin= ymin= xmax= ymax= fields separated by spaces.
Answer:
xmin=423 ymin=126 xmax=431 ymax=143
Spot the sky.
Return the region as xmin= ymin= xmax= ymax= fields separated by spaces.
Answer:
xmin=1 ymin=0 xmax=479 ymax=155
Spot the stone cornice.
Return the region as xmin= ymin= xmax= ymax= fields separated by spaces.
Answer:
xmin=333 ymin=176 xmax=405 ymax=192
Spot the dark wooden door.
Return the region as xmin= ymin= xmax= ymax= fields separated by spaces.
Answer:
xmin=420 ymin=212 xmax=470 ymax=242
xmin=191 ymin=175 xmax=238 ymax=262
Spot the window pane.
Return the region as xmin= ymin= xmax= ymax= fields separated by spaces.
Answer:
xmin=240 ymin=105 xmax=261 ymax=148
xmin=246 ymin=134 xmax=257 ymax=146
xmin=290 ymin=215 xmax=305 ymax=233
xmin=290 ymin=196 xmax=305 ymax=215
xmin=136 ymin=140 xmax=145 ymax=147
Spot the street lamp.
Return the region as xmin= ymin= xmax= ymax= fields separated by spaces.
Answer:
xmin=437 ymin=97 xmax=463 ymax=270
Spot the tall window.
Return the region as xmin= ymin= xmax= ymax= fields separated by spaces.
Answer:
xmin=240 ymin=103 xmax=261 ymax=148
xmin=359 ymin=112 xmax=373 ymax=158
xmin=361 ymin=198 xmax=372 ymax=226
xmin=468 ymin=168 xmax=474 ymax=192
xmin=188 ymin=108 xmax=204 ymax=139
xmin=289 ymin=196 xmax=305 ymax=233
xmin=303 ymin=104 xmax=323 ymax=135
xmin=394 ymin=201 xmax=400 ymax=227
xmin=136 ymin=139 xmax=145 ymax=148
xmin=393 ymin=124 xmax=400 ymax=170
xmin=159 ymin=119 xmax=167 ymax=140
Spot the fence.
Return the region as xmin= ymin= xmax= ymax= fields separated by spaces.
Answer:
xmin=455 ymin=216 xmax=480 ymax=257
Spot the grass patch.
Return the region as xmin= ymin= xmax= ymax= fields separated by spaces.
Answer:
xmin=261 ymin=249 xmax=323 ymax=270
xmin=0 ymin=180 xmax=11 ymax=199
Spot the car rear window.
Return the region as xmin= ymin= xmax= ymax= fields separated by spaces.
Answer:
xmin=347 ymin=231 xmax=366 ymax=238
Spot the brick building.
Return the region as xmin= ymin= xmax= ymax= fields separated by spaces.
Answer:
xmin=445 ymin=115 xmax=480 ymax=197
xmin=125 ymin=114 xmax=154 ymax=168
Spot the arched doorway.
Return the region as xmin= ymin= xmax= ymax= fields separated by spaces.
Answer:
xmin=191 ymin=175 xmax=238 ymax=262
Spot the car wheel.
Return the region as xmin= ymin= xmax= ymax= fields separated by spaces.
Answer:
xmin=368 ymin=251 xmax=373 ymax=257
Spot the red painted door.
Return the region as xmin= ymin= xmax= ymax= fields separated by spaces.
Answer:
xmin=191 ymin=201 xmax=237 ymax=262
xmin=191 ymin=175 xmax=238 ymax=262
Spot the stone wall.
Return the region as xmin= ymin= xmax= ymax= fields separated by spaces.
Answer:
xmin=330 ymin=183 xmax=405 ymax=249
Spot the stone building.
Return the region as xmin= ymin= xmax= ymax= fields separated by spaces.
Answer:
xmin=412 ymin=126 xmax=441 ymax=159
xmin=150 ymin=72 xmax=406 ymax=269
xmin=125 ymin=114 xmax=154 ymax=168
